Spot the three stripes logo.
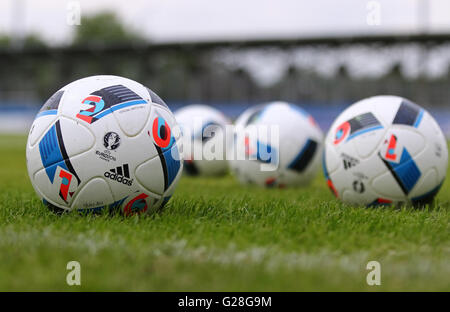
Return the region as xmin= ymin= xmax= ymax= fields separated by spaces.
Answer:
xmin=341 ymin=153 xmax=359 ymax=170
xmin=104 ymin=164 xmax=133 ymax=186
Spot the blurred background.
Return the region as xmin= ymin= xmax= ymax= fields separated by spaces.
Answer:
xmin=1 ymin=0 xmax=450 ymax=136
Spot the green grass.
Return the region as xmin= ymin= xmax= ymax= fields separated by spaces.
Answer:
xmin=0 ymin=135 xmax=448 ymax=291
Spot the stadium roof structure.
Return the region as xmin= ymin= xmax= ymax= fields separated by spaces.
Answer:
xmin=2 ymin=33 xmax=450 ymax=56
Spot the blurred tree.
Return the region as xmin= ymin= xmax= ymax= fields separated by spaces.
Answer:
xmin=72 ymin=11 xmax=144 ymax=45
xmin=0 ymin=33 xmax=46 ymax=48
xmin=23 ymin=33 xmax=47 ymax=48
xmin=0 ymin=35 xmax=11 ymax=47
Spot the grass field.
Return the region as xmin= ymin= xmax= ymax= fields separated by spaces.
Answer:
xmin=0 ymin=134 xmax=448 ymax=291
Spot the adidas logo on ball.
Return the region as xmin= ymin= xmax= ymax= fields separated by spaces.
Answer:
xmin=341 ymin=153 xmax=359 ymax=170
xmin=104 ymin=164 xmax=133 ymax=186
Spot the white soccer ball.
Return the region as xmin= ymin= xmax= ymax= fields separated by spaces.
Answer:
xmin=174 ymin=104 xmax=231 ymax=176
xmin=323 ymin=95 xmax=448 ymax=206
xmin=26 ymin=75 xmax=183 ymax=214
xmin=229 ymin=101 xmax=323 ymax=187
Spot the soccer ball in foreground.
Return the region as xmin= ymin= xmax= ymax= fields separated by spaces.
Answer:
xmin=174 ymin=104 xmax=231 ymax=176
xmin=26 ymin=75 xmax=183 ymax=214
xmin=323 ymin=95 xmax=448 ymax=206
xmin=229 ymin=101 xmax=323 ymax=187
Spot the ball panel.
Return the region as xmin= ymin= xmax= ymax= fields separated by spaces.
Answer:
xmin=27 ymin=114 xmax=58 ymax=148
xmin=149 ymin=106 xmax=183 ymax=190
xmin=410 ymin=179 xmax=444 ymax=206
xmin=119 ymin=191 xmax=160 ymax=216
xmin=152 ymin=106 xmax=182 ymax=142
xmin=323 ymin=143 xmax=341 ymax=177
xmin=70 ymin=177 xmax=114 ymax=211
xmin=380 ymin=128 xmax=425 ymax=159
xmin=28 ymin=119 xmax=94 ymax=206
xmin=57 ymin=116 xmax=95 ymax=160
xmin=352 ymin=127 xmax=387 ymax=159
xmin=110 ymin=97 xmax=151 ymax=137
xmin=417 ymin=112 xmax=449 ymax=180
xmin=37 ymin=90 xmax=65 ymax=114
xmin=58 ymin=76 xmax=151 ymax=125
xmin=162 ymin=161 xmax=184 ymax=199
xmin=371 ymin=170 xmax=407 ymax=201
xmin=33 ymin=165 xmax=77 ymax=209
xmin=135 ymin=154 xmax=166 ymax=195
xmin=146 ymin=87 xmax=169 ymax=109
xmin=408 ymin=167 xmax=439 ymax=199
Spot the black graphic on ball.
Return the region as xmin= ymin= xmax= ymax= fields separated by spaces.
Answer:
xmin=103 ymin=132 xmax=121 ymax=150
xmin=353 ymin=180 xmax=365 ymax=193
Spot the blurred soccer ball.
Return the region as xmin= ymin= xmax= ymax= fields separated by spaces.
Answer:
xmin=26 ymin=75 xmax=183 ymax=214
xmin=229 ymin=101 xmax=323 ymax=187
xmin=175 ymin=104 xmax=231 ymax=176
xmin=323 ymin=95 xmax=448 ymax=206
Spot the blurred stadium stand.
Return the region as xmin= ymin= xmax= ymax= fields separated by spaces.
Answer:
xmin=1 ymin=33 xmax=450 ymax=136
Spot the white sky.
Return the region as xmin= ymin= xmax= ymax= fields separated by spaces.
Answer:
xmin=0 ymin=0 xmax=450 ymax=45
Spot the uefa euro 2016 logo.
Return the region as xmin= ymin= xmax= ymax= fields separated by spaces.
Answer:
xmin=103 ymin=132 xmax=121 ymax=150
